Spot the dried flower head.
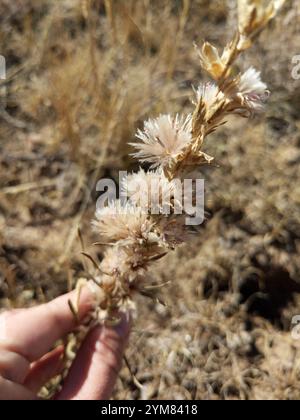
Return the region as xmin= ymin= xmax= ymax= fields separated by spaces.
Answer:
xmin=93 ymin=200 xmax=154 ymax=245
xmin=130 ymin=114 xmax=193 ymax=170
xmin=123 ymin=168 xmax=182 ymax=213
xmin=238 ymin=67 xmax=267 ymax=96
xmin=197 ymin=42 xmax=228 ymax=80
xmin=238 ymin=0 xmax=286 ymax=41
xmin=47 ymin=0 xmax=286 ymax=399
xmin=237 ymin=67 xmax=269 ymax=112
xmin=191 ymin=82 xmax=228 ymax=143
xmin=194 ymin=82 xmax=227 ymax=127
xmin=195 ymin=83 xmax=225 ymax=113
xmin=100 ymin=246 xmax=145 ymax=284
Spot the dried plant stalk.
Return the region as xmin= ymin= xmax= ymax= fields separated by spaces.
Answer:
xmin=50 ymin=0 xmax=286 ymax=397
xmin=90 ymin=0 xmax=285 ymax=315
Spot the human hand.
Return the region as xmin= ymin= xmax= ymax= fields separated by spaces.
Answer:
xmin=0 ymin=287 xmax=130 ymax=400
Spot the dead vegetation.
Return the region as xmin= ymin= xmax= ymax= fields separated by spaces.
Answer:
xmin=0 ymin=0 xmax=300 ymax=400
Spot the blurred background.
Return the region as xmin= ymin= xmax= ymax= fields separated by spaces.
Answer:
xmin=0 ymin=0 xmax=300 ymax=400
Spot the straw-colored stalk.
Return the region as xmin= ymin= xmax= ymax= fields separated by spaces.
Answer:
xmin=59 ymin=0 xmax=286 ymax=389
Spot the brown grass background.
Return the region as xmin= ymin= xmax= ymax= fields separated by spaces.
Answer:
xmin=1 ymin=0 xmax=300 ymax=400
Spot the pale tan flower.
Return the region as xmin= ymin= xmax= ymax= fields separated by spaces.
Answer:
xmin=191 ymin=82 xmax=228 ymax=143
xmin=130 ymin=114 xmax=193 ymax=169
xmin=100 ymin=238 xmax=169 ymax=286
xmin=93 ymin=200 xmax=153 ymax=244
xmin=239 ymin=67 xmax=267 ymax=95
xmin=123 ymin=168 xmax=183 ymax=213
xmin=100 ymin=247 xmax=136 ymax=279
xmin=196 ymin=83 xmax=224 ymax=110
xmin=237 ymin=67 xmax=268 ymax=112
xmin=195 ymin=82 xmax=226 ymax=123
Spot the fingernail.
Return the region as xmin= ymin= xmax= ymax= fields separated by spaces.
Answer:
xmin=113 ymin=313 xmax=131 ymax=340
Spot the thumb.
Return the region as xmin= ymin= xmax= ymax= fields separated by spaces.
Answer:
xmin=55 ymin=314 xmax=131 ymax=400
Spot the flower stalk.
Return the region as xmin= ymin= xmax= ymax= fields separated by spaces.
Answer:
xmin=81 ymin=0 xmax=286 ymax=322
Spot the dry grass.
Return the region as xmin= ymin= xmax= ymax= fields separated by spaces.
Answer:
xmin=1 ymin=0 xmax=300 ymax=400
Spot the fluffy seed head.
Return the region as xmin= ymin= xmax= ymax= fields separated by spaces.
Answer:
xmin=195 ymin=82 xmax=227 ymax=125
xmin=196 ymin=83 xmax=224 ymax=109
xmin=93 ymin=200 xmax=154 ymax=245
xmin=237 ymin=67 xmax=268 ymax=112
xmin=130 ymin=114 xmax=193 ymax=170
xmin=239 ymin=67 xmax=267 ymax=96
xmin=123 ymin=168 xmax=183 ymax=213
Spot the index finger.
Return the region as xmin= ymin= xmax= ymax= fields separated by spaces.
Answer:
xmin=0 ymin=285 xmax=96 ymax=362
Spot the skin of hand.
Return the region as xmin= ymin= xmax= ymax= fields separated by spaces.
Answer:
xmin=0 ymin=286 xmax=131 ymax=400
